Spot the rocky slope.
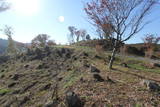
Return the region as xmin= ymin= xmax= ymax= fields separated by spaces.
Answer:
xmin=0 ymin=46 xmax=160 ymax=107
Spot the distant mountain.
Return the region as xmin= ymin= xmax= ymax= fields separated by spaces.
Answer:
xmin=0 ymin=38 xmax=8 ymax=54
xmin=0 ymin=38 xmax=26 ymax=54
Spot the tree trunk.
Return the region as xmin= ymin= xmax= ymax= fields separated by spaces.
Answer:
xmin=108 ymin=47 xmax=117 ymax=69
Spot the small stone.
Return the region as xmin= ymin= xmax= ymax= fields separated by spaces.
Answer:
xmin=93 ymin=74 xmax=104 ymax=82
xmin=11 ymin=74 xmax=20 ymax=80
xmin=44 ymin=100 xmax=57 ymax=107
xmin=90 ymin=65 xmax=101 ymax=73
xmin=24 ymin=64 xmax=29 ymax=68
xmin=19 ymin=96 xmax=30 ymax=106
xmin=8 ymin=82 xmax=17 ymax=88
xmin=39 ymin=83 xmax=51 ymax=91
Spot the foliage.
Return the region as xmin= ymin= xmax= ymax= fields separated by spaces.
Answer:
xmin=86 ymin=34 xmax=91 ymax=40
xmin=31 ymin=34 xmax=56 ymax=48
xmin=84 ymin=0 xmax=158 ymax=69
xmin=0 ymin=88 xmax=11 ymax=95
xmin=142 ymin=34 xmax=160 ymax=58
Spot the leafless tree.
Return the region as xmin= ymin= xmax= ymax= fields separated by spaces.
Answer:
xmin=143 ymin=34 xmax=160 ymax=58
xmin=4 ymin=25 xmax=17 ymax=55
xmin=84 ymin=0 xmax=158 ymax=69
xmin=75 ymin=29 xmax=87 ymax=41
xmin=68 ymin=26 xmax=77 ymax=44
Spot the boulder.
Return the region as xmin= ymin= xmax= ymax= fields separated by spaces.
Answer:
xmin=121 ymin=63 xmax=128 ymax=68
xmin=11 ymin=74 xmax=20 ymax=80
xmin=66 ymin=91 xmax=83 ymax=107
xmin=153 ymin=63 xmax=160 ymax=68
xmin=90 ymin=65 xmax=101 ymax=73
xmin=141 ymin=79 xmax=160 ymax=92
xmin=93 ymin=74 xmax=104 ymax=82
xmin=8 ymin=82 xmax=17 ymax=88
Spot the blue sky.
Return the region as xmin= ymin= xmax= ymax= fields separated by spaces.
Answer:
xmin=0 ymin=0 xmax=160 ymax=44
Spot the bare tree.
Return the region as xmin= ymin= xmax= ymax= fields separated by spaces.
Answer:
xmin=84 ymin=0 xmax=158 ymax=69
xmin=75 ymin=29 xmax=87 ymax=41
xmin=96 ymin=28 xmax=104 ymax=39
xmin=80 ymin=29 xmax=87 ymax=41
xmin=143 ymin=34 xmax=160 ymax=58
xmin=68 ymin=26 xmax=77 ymax=44
xmin=68 ymin=26 xmax=87 ymax=43
xmin=4 ymin=25 xmax=17 ymax=55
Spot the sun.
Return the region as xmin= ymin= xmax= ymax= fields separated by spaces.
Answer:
xmin=58 ymin=16 xmax=65 ymax=22
xmin=8 ymin=0 xmax=39 ymax=16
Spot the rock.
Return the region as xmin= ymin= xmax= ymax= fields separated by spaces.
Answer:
xmin=24 ymin=64 xmax=29 ymax=68
xmin=36 ymin=63 xmax=49 ymax=69
xmin=121 ymin=63 xmax=128 ymax=67
xmin=0 ymin=74 xmax=5 ymax=78
xmin=94 ymin=55 xmax=102 ymax=59
xmin=66 ymin=53 xmax=71 ymax=58
xmin=93 ymin=74 xmax=104 ymax=82
xmin=39 ymin=83 xmax=51 ymax=91
xmin=12 ymin=89 xmax=20 ymax=94
xmin=82 ymin=52 xmax=89 ymax=57
xmin=141 ymin=79 xmax=160 ymax=92
xmin=19 ymin=96 xmax=30 ymax=106
xmin=44 ymin=100 xmax=58 ymax=107
xmin=8 ymin=82 xmax=17 ymax=88
xmin=61 ymin=48 xmax=66 ymax=54
xmin=153 ymin=63 xmax=160 ymax=68
xmin=1 ymin=69 xmax=5 ymax=72
xmin=90 ymin=65 xmax=101 ymax=73
xmin=66 ymin=91 xmax=83 ymax=107
xmin=11 ymin=74 xmax=20 ymax=80
xmin=58 ymin=77 xmax=63 ymax=81
xmin=21 ymin=81 xmax=37 ymax=93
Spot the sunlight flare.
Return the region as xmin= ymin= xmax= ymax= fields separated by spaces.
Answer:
xmin=8 ymin=0 xmax=39 ymax=16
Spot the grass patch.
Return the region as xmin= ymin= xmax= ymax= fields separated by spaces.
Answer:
xmin=128 ymin=64 xmax=160 ymax=73
xmin=0 ymin=88 xmax=11 ymax=95
xmin=63 ymin=70 xmax=82 ymax=89
xmin=134 ymin=103 xmax=142 ymax=107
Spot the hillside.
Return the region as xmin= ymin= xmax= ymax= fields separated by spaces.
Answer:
xmin=75 ymin=39 xmax=160 ymax=59
xmin=0 ymin=39 xmax=8 ymax=54
xmin=0 ymin=38 xmax=26 ymax=54
xmin=0 ymin=46 xmax=160 ymax=107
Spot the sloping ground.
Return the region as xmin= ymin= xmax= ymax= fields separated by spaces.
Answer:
xmin=75 ymin=39 xmax=160 ymax=58
xmin=0 ymin=46 xmax=160 ymax=107
xmin=0 ymin=39 xmax=8 ymax=54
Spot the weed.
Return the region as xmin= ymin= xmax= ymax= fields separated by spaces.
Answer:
xmin=0 ymin=88 xmax=11 ymax=95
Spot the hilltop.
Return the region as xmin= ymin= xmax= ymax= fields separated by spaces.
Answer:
xmin=0 ymin=45 xmax=160 ymax=107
